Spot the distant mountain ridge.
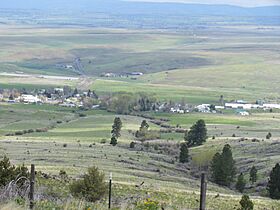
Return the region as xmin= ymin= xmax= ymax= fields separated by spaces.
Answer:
xmin=0 ymin=0 xmax=280 ymax=17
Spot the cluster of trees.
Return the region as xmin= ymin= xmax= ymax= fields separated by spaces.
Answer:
xmin=135 ymin=120 xmax=149 ymax=138
xmin=135 ymin=120 xmax=160 ymax=140
xmin=209 ymin=144 xmax=280 ymax=200
xmin=106 ymin=93 xmax=157 ymax=114
xmin=179 ymin=119 xmax=207 ymax=163
xmin=110 ymin=117 xmax=122 ymax=146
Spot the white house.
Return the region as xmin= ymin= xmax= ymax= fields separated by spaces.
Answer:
xmin=197 ymin=104 xmax=211 ymax=113
xmin=21 ymin=95 xmax=41 ymax=103
xmin=170 ymin=107 xmax=185 ymax=114
xmin=54 ymin=88 xmax=64 ymax=93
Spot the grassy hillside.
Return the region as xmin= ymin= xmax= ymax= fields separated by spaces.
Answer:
xmin=1 ymin=104 xmax=280 ymax=209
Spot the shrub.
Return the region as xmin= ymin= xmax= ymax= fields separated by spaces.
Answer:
xmin=27 ymin=129 xmax=34 ymax=133
xmin=100 ymin=139 xmax=107 ymax=144
xmin=130 ymin=141 xmax=136 ymax=148
xmin=136 ymin=199 xmax=160 ymax=210
xmin=110 ymin=137 xmax=118 ymax=146
xmin=15 ymin=131 xmax=24 ymax=136
xmin=266 ymin=132 xmax=272 ymax=139
xmin=0 ymin=156 xmax=29 ymax=187
xmin=79 ymin=113 xmax=87 ymax=117
xmin=70 ymin=166 xmax=107 ymax=202
xmin=239 ymin=195 xmax=254 ymax=210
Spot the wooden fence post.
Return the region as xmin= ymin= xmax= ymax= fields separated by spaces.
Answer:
xmin=29 ymin=164 xmax=35 ymax=210
xmin=109 ymin=172 xmax=112 ymax=209
xmin=199 ymin=173 xmax=207 ymax=210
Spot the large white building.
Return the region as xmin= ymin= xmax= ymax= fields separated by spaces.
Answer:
xmin=20 ymin=95 xmax=41 ymax=103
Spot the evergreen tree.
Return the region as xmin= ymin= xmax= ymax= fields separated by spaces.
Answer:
xmin=211 ymin=144 xmax=235 ymax=187
xmin=266 ymin=132 xmax=272 ymax=140
xmin=221 ymin=144 xmax=236 ymax=186
xmin=111 ymin=117 xmax=122 ymax=139
xmin=211 ymin=152 xmax=222 ymax=184
xmin=239 ymin=195 xmax=254 ymax=210
xmin=87 ymin=89 xmax=92 ymax=97
xmin=179 ymin=143 xmax=189 ymax=163
xmin=9 ymin=94 xmax=14 ymax=100
xmin=140 ymin=120 xmax=149 ymax=131
xmin=73 ymin=88 xmax=78 ymax=96
xmin=236 ymin=173 xmax=246 ymax=193
xmin=185 ymin=119 xmax=207 ymax=147
xmin=267 ymin=163 xmax=280 ymax=199
xmin=110 ymin=137 xmax=118 ymax=146
xmin=249 ymin=166 xmax=258 ymax=184
xmin=136 ymin=120 xmax=149 ymax=138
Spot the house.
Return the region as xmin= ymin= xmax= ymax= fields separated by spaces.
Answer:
xmin=225 ymin=103 xmax=252 ymax=109
xmin=215 ymin=105 xmax=225 ymax=109
xmin=197 ymin=104 xmax=211 ymax=113
xmin=101 ymin=73 xmax=116 ymax=77
xmin=92 ymin=105 xmax=100 ymax=109
xmin=238 ymin=111 xmax=250 ymax=116
xmin=130 ymin=72 xmax=144 ymax=76
xmin=21 ymin=95 xmax=41 ymax=103
xmin=170 ymin=107 xmax=185 ymax=114
xmin=54 ymin=88 xmax=64 ymax=93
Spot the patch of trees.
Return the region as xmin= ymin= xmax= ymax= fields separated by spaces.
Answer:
xmin=105 ymin=93 xmax=157 ymax=114
xmin=179 ymin=120 xmax=207 ymax=164
xmin=135 ymin=120 xmax=160 ymax=140
xmin=5 ymin=127 xmax=49 ymax=136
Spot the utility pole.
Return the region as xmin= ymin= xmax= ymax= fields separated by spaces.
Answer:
xmin=200 ymin=173 xmax=207 ymax=210
xmin=29 ymin=164 xmax=35 ymax=210
xmin=109 ymin=172 xmax=112 ymax=209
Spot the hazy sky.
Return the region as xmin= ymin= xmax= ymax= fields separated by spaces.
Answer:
xmin=125 ymin=0 xmax=280 ymax=7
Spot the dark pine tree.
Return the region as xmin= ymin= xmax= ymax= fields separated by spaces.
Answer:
xmin=211 ymin=144 xmax=235 ymax=187
xmin=249 ymin=166 xmax=258 ymax=185
xmin=236 ymin=173 xmax=246 ymax=193
xmin=239 ymin=195 xmax=254 ymax=210
xmin=110 ymin=137 xmax=118 ymax=146
xmin=267 ymin=163 xmax=280 ymax=199
xmin=111 ymin=117 xmax=122 ymax=139
xmin=185 ymin=119 xmax=207 ymax=147
xmin=179 ymin=143 xmax=189 ymax=163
